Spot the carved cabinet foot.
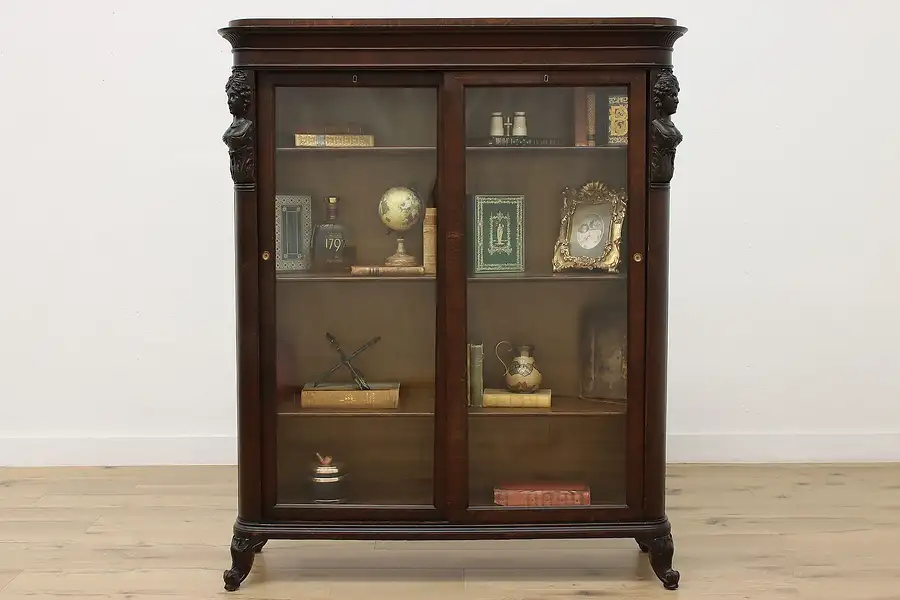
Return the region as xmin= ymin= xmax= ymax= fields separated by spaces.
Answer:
xmin=252 ymin=539 xmax=267 ymax=553
xmin=223 ymin=534 xmax=258 ymax=591
xmin=639 ymin=533 xmax=680 ymax=590
xmin=636 ymin=538 xmax=650 ymax=553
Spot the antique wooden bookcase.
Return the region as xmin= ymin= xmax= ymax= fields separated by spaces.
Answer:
xmin=219 ymin=18 xmax=686 ymax=592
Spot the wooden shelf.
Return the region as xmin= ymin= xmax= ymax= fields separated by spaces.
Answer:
xmin=277 ymin=146 xmax=435 ymax=153
xmin=467 ymin=145 xmax=627 ymax=152
xmin=277 ymin=273 xmax=435 ymax=282
xmin=278 ymin=394 xmax=624 ymax=417
xmin=277 ymin=272 xmax=623 ymax=282
xmin=469 ymin=396 xmax=626 ymax=416
xmin=468 ymin=272 xmax=626 ymax=282
xmin=276 ymin=146 xmax=625 ymax=154
xmin=276 ymin=499 xmax=435 ymax=509
xmin=469 ymin=495 xmax=624 ymax=509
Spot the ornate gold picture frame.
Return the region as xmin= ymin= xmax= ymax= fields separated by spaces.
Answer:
xmin=551 ymin=181 xmax=627 ymax=273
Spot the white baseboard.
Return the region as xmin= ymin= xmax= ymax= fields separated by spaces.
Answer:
xmin=0 ymin=433 xmax=898 ymax=467
xmin=0 ymin=435 xmax=237 ymax=467
xmin=667 ymin=432 xmax=900 ymax=463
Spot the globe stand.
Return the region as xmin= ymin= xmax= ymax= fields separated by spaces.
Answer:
xmin=385 ymin=237 xmax=417 ymax=267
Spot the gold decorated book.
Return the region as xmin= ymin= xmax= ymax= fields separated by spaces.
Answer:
xmin=422 ymin=208 xmax=436 ymax=274
xmin=294 ymin=133 xmax=375 ymax=148
xmin=299 ymin=383 xmax=399 ymax=409
xmin=350 ymin=265 xmax=426 ymax=276
xmin=482 ymin=389 xmax=551 ymax=408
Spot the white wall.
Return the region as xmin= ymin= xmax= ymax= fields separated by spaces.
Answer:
xmin=0 ymin=0 xmax=897 ymax=466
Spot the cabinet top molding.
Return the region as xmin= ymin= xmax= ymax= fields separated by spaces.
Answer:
xmin=222 ymin=17 xmax=683 ymax=29
xmin=219 ymin=18 xmax=686 ymax=65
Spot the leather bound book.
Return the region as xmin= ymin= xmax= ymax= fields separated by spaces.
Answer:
xmin=422 ymin=208 xmax=437 ymax=274
xmin=482 ymin=389 xmax=550 ymax=408
xmin=469 ymin=343 xmax=484 ymax=408
xmin=573 ymin=87 xmax=588 ymax=146
xmin=494 ymin=483 xmax=591 ymax=507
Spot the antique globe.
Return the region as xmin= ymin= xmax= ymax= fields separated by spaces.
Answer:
xmin=378 ymin=186 xmax=423 ymax=266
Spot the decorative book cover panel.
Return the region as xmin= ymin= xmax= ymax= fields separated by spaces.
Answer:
xmin=471 ymin=195 xmax=525 ymax=273
xmin=607 ymin=95 xmax=629 ymax=145
xmin=275 ymin=195 xmax=313 ymax=272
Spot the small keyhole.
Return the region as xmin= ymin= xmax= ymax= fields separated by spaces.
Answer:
xmin=352 ymin=74 xmax=358 ymax=84
xmin=543 ymin=74 xmax=549 ymax=83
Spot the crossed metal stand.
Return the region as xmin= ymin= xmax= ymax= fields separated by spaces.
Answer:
xmin=311 ymin=332 xmax=381 ymax=390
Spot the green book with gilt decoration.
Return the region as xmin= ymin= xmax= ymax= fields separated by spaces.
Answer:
xmin=468 ymin=194 xmax=525 ymax=273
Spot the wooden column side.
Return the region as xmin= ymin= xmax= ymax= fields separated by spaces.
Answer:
xmin=644 ymin=182 xmax=670 ymax=518
xmin=644 ymin=65 xmax=681 ymax=518
xmin=226 ymin=68 xmax=263 ymax=522
xmin=440 ymin=73 xmax=469 ymax=519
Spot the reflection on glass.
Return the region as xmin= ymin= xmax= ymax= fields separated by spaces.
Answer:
xmin=465 ymin=86 xmax=630 ymax=508
xmin=274 ymin=87 xmax=437 ymax=507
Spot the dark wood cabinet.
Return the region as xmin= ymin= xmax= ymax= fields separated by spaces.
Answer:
xmin=219 ymin=17 xmax=686 ymax=592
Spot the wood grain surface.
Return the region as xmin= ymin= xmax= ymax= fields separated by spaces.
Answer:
xmin=0 ymin=463 xmax=896 ymax=599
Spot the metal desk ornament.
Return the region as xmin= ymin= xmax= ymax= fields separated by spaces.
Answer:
xmin=311 ymin=332 xmax=381 ymax=390
xmin=300 ymin=332 xmax=400 ymax=409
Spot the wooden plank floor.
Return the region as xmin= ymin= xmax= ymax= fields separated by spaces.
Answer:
xmin=0 ymin=464 xmax=897 ymax=599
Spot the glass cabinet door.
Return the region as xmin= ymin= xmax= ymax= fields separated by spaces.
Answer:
xmin=463 ymin=82 xmax=640 ymax=511
xmin=270 ymin=84 xmax=438 ymax=508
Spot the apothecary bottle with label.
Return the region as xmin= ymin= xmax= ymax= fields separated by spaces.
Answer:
xmin=312 ymin=195 xmax=348 ymax=271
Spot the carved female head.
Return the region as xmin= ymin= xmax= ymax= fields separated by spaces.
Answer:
xmin=653 ymin=70 xmax=680 ymax=116
xmin=226 ymin=70 xmax=252 ymax=117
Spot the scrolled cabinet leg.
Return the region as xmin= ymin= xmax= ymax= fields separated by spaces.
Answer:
xmin=223 ymin=534 xmax=257 ymax=591
xmin=639 ymin=532 xmax=680 ymax=590
xmin=252 ymin=539 xmax=267 ymax=553
xmin=636 ymin=538 xmax=650 ymax=553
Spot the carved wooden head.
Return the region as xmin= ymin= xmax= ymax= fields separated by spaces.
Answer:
xmin=653 ymin=69 xmax=680 ymax=116
xmin=225 ymin=70 xmax=252 ymax=117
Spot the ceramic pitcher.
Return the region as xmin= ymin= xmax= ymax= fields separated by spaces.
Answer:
xmin=495 ymin=341 xmax=542 ymax=393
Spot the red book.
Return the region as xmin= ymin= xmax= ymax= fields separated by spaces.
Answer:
xmin=494 ymin=483 xmax=591 ymax=507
